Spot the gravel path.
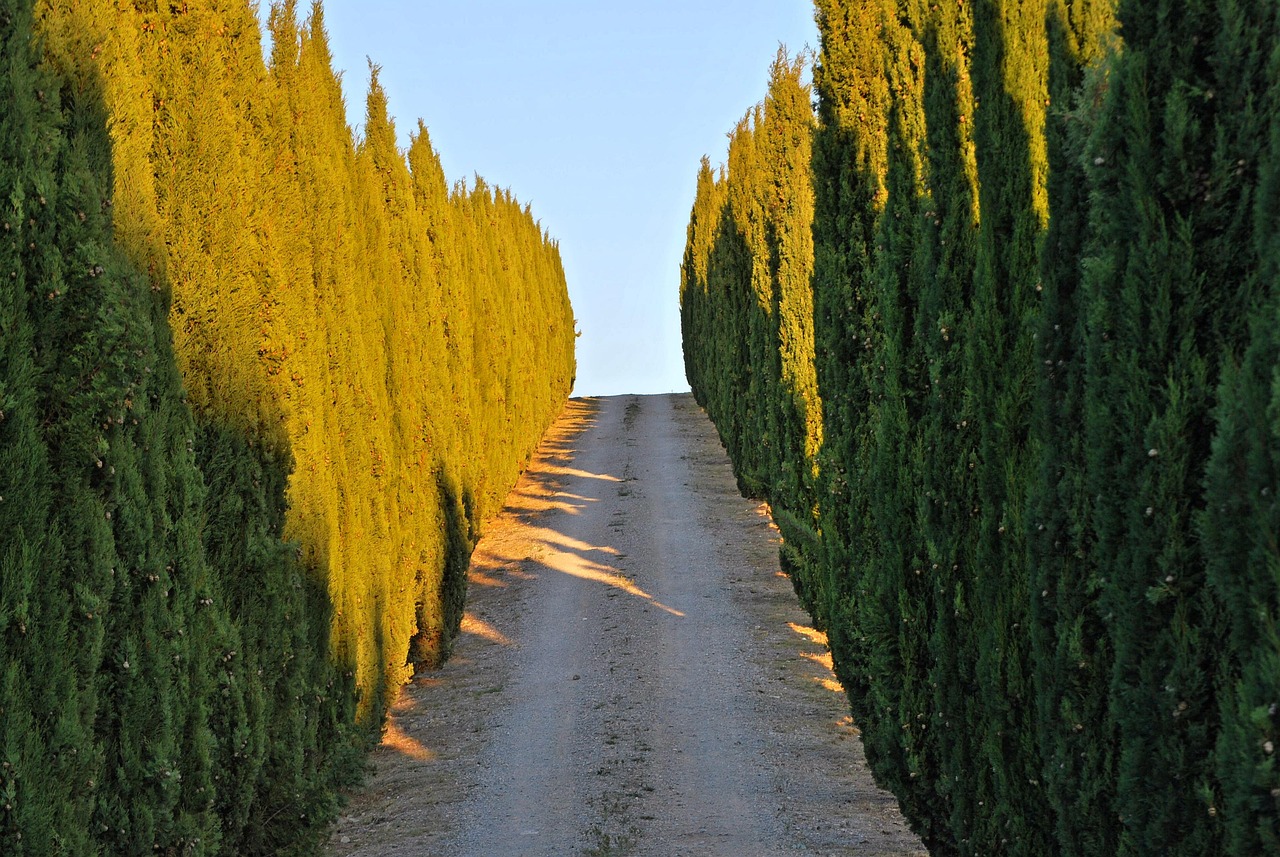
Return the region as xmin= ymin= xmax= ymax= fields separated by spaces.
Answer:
xmin=325 ymin=394 xmax=927 ymax=857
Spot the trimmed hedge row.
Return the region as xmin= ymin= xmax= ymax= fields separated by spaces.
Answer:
xmin=1 ymin=0 xmax=575 ymax=852
xmin=682 ymin=1 xmax=1280 ymax=854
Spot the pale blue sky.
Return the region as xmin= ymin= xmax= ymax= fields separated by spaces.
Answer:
xmin=291 ymin=1 xmax=818 ymax=396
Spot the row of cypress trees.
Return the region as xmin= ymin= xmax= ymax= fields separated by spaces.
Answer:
xmin=681 ymin=1 xmax=1280 ymax=854
xmin=2 ymin=0 xmax=575 ymax=853
xmin=681 ymin=50 xmax=825 ymax=603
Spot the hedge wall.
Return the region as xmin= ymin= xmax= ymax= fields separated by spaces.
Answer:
xmin=1 ymin=0 xmax=575 ymax=852
xmin=682 ymin=1 xmax=1280 ymax=853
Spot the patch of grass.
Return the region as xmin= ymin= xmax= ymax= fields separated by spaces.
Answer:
xmin=581 ymin=792 xmax=640 ymax=856
xmin=622 ymin=401 xmax=641 ymax=431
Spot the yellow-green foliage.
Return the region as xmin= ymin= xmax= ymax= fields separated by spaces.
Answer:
xmin=35 ymin=0 xmax=576 ymax=721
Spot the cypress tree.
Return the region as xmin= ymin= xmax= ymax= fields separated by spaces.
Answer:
xmin=4 ymin=0 xmax=235 ymax=848
xmin=16 ymin=0 xmax=576 ymax=850
xmin=760 ymin=51 xmax=823 ymax=607
xmin=809 ymin=1 xmax=929 ymax=842
xmin=1198 ymin=12 xmax=1280 ymax=854
xmin=955 ymin=0 xmax=1055 ymax=849
xmin=1200 ymin=101 xmax=1280 ymax=853
xmin=680 ymin=157 xmax=738 ymax=477
xmin=1200 ymin=306 xmax=1280 ymax=854
xmin=855 ymin=6 xmax=937 ymax=838
xmin=1068 ymin=0 xmax=1275 ymax=849
xmin=0 ymin=1 xmax=88 ymax=849
xmin=809 ymin=0 xmax=892 ymax=670
xmin=1025 ymin=3 xmax=1118 ymax=854
xmin=687 ymin=1 xmax=1280 ymax=854
xmin=50 ymin=54 xmax=227 ymax=857
xmin=679 ymin=51 xmax=819 ymax=581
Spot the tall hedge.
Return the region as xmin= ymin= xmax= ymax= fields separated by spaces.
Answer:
xmin=2 ymin=0 xmax=575 ymax=852
xmin=683 ymin=1 xmax=1280 ymax=854
xmin=35 ymin=0 xmax=576 ymax=698
xmin=681 ymin=49 xmax=824 ymax=608
xmin=1062 ymin=1 xmax=1278 ymax=850
xmin=2 ymin=1 xmax=268 ymax=849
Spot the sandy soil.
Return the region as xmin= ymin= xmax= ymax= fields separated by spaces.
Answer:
xmin=325 ymin=394 xmax=927 ymax=857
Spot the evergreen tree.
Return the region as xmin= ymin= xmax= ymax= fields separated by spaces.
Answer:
xmin=12 ymin=0 xmax=576 ymax=850
xmin=689 ymin=0 xmax=1280 ymax=853
xmin=1198 ymin=14 xmax=1280 ymax=855
xmin=808 ymin=0 xmax=893 ymax=676
xmin=0 ymin=1 xmax=89 ymax=849
xmin=1025 ymin=3 xmax=1118 ymax=854
xmin=761 ymin=50 xmax=823 ymax=604
xmin=679 ymin=51 xmax=821 ymax=604
xmin=1070 ymin=0 xmax=1277 ymax=850
xmin=4 ymin=0 xmax=230 ymax=848
xmin=957 ymin=0 xmax=1055 ymax=849
xmin=687 ymin=1 xmax=1280 ymax=854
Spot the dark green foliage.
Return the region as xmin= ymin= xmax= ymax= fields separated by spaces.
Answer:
xmin=2 ymin=0 xmax=225 ymax=848
xmin=1067 ymin=0 xmax=1279 ymax=850
xmin=196 ymin=424 xmax=361 ymax=855
xmin=0 ymin=2 xmax=86 ymax=850
xmin=1202 ymin=280 xmax=1280 ymax=855
xmin=686 ymin=0 xmax=1280 ymax=854
xmin=808 ymin=0 xmax=892 ymax=650
xmin=1026 ymin=6 xmax=1118 ymax=855
xmin=1198 ymin=18 xmax=1280 ymax=854
xmin=959 ymin=0 xmax=1054 ymax=849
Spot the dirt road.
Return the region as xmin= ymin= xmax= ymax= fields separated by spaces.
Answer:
xmin=326 ymin=394 xmax=927 ymax=856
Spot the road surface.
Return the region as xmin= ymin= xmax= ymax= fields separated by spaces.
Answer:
xmin=326 ymin=394 xmax=926 ymax=857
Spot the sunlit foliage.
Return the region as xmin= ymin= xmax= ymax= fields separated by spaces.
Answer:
xmin=2 ymin=0 xmax=574 ymax=851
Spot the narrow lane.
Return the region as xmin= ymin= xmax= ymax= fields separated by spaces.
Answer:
xmin=328 ymin=395 xmax=926 ymax=857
